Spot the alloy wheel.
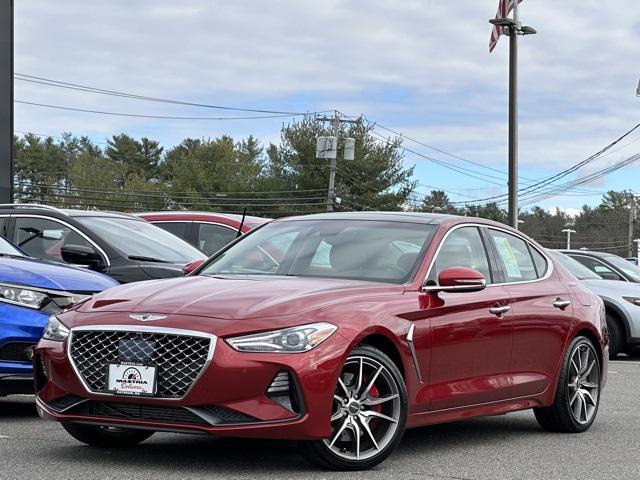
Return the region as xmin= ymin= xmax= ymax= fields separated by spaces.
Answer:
xmin=324 ymin=355 xmax=402 ymax=461
xmin=567 ymin=343 xmax=600 ymax=425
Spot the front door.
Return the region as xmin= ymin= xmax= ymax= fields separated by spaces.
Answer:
xmin=426 ymin=226 xmax=514 ymax=410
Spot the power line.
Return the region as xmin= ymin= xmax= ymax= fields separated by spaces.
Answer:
xmin=456 ymin=122 xmax=640 ymax=205
xmin=15 ymin=73 xmax=327 ymax=116
xmin=16 ymin=100 xmax=306 ymax=121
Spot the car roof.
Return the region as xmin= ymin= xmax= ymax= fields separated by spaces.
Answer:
xmin=137 ymin=211 xmax=270 ymax=224
xmin=559 ymin=249 xmax=614 ymax=258
xmin=0 ymin=204 xmax=143 ymax=220
xmin=275 ymin=211 xmax=510 ymax=228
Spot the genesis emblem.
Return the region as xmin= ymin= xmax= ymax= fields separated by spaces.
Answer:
xmin=129 ymin=313 xmax=168 ymax=322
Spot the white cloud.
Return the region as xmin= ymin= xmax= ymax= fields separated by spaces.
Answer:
xmin=11 ymin=0 xmax=640 ymax=206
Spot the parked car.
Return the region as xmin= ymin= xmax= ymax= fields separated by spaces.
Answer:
xmin=561 ymin=249 xmax=640 ymax=283
xmin=35 ymin=212 xmax=607 ymax=470
xmin=550 ymin=250 xmax=640 ymax=358
xmin=0 ymin=234 xmax=117 ymax=396
xmin=0 ymin=204 xmax=206 ymax=283
xmin=137 ymin=211 xmax=270 ymax=256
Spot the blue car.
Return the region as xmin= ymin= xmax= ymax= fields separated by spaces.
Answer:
xmin=0 ymin=235 xmax=118 ymax=396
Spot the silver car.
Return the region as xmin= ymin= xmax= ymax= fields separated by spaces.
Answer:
xmin=550 ymin=250 xmax=640 ymax=359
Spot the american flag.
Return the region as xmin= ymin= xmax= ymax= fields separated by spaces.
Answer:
xmin=489 ymin=0 xmax=523 ymax=52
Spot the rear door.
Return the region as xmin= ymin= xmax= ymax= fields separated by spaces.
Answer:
xmin=485 ymin=227 xmax=573 ymax=397
xmin=426 ymin=225 xmax=514 ymax=410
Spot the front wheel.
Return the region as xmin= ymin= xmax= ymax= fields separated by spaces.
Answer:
xmin=534 ymin=336 xmax=601 ymax=432
xmin=300 ymin=345 xmax=407 ymax=470
xmin=62 ymin=422 xmax=154 ymax=448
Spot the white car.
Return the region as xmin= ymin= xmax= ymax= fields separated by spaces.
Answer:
xmin=551 ymin=250 xmax=640 ymax=358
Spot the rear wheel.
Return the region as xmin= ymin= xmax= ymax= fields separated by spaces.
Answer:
xmin=606 ymin=313 xmax=623 ymax=359
xmin=300 ymin=345 xmax=407 ymax=470
xmin=62 ymin=422 xmax=154 ymax=448
xmin=534 ymin=336 xmax=601 ymax=432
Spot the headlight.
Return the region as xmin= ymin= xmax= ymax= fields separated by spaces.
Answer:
xmin=227 ymin=322 xmax=337 ymax=353
xmin=623 ymin=296 xmax=640 ymax=307
xmin=0 ymin=282 xmax=90 ymax=313
xmin=0 ymin=285 xmax=48 ymax=309
xmin=42 ymin=316 xmax=70 ymax=342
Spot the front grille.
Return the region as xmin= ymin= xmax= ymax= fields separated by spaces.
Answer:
xmin=69 ymin=329 xmax=212 ymax=398
xmin=0 ymin=342 xmax=36 ymax=363
xmin=71 ymin=401 xmax=208 ymax=425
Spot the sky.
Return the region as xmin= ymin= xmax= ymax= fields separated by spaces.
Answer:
xmin=12 ymin=0 xmax=640 ymax=211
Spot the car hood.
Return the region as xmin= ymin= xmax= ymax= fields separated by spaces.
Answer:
xmin=583 ymin=278 xmax=640 ymax=297
xmin=0 ymin=256 xmax=118 ymax=292
xmin=75 ymin=274 xmax=404 ymax=320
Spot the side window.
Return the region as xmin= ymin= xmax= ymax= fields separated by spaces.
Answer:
xmin=487 ymin=229 xmax=537 ymax=282
xmin=154 ymin=222 xmax=191 ymax=243
xmin=530 ymin=247 xmax=548 ymax=278
xmin=197 ymin=223 xmax=237 ymax=256
xmin=570 ymin=255 xmax=623 ymax=280
xmin=430 ymin=227 xmax=491 ymax=284
xmin=13 ymin=217 xmax=97 ymax=263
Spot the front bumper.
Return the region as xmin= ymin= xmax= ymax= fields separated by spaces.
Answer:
xmin=0 ymin=302 xmax=50 ymax=391
xmin=35 ymin=329 xmax=346 ymax=440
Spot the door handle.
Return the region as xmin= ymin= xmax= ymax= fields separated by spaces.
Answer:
xmin=553 ymin=299 xmax=571 ymax=309
xmin=489 ymin=305 xmax=511 ymax=315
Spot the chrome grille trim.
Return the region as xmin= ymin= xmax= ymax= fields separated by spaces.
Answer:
xmin=67 ymin=325 xmax=216 ymax=401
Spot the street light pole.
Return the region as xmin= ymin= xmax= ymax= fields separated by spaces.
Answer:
xmin=561 ymin=228 xmax=576 ymax=250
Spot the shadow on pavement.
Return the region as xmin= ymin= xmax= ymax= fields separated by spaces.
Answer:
xmin=0 ymin=397 xmax=38 ymax=418
xmin=31 ymin=413 xmax=545 ymax=473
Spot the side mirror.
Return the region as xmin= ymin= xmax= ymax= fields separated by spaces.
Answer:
xmin=183 ymin=259 xmax=205 ymax=276
xmin=60 ymin=244 xmax=103 ymax=267
xmin=423 ymin=266 xmax=487 ymax=293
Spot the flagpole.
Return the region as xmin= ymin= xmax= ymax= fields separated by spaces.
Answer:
xmin=489 ymin=1 xmax=535 ymax=230
xmin=508 ymin=3 xmax=519 ymax=229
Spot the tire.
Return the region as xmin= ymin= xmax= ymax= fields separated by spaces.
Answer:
xmin=606 ymin=313 xmax=623 ymax=359
xmin=299 ymin=345 xmax=407 ymax=470
xmin=534 ymin=336 xmax=601 ymax=433
xmin=624 ymin=347 xmax=640 ymax=358
xmin=62 ymin=422 xmax=154 ymax=448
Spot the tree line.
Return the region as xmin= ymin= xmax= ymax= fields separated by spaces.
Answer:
xmin=12 ymin=118 xmax=636 ymax=256
xmin=420 ymin=189 xmax=637 ymax=257
xmin=13 ymin=117 xmax=414 ymax=216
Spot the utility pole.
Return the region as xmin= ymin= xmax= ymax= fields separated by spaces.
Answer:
xmin=489 ymin=4 xmax=536 ymax=230
xmin=316 ymin=111 xmax=359 ymax=211
xmin=561 ymin=228 xmax=576 ymax=250
xmin=0 ymin=1 xmax=13 ymax=203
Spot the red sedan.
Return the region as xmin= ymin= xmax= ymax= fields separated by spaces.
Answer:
xmin=137 ymin=211 xmax=270 ymax=256
xmin=34 ymin=213 xmax=607 ymax=470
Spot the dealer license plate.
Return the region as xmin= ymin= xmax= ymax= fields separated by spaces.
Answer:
xmin=107 ymin=363 xmax=157 ymax=396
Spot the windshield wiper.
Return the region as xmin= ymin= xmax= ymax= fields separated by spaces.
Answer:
xmin=128 ymin=255 xmax=171 ymax=264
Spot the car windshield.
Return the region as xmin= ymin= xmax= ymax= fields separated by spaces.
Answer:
xmin=603 ymin=254 xmax=640 ymax=282
xmin=77 ymin=217 xmax=206 ymax=263
xmin=200 ymin=219 xmax=436 ymax=284
xmin=549 ymin=251 xmax=600 ymax=280
xmin=0 ymin=235 xmax=24 ymax=257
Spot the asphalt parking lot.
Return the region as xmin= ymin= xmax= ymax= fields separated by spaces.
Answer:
xmin=0 ymin=358 xmax=638 ymax=480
